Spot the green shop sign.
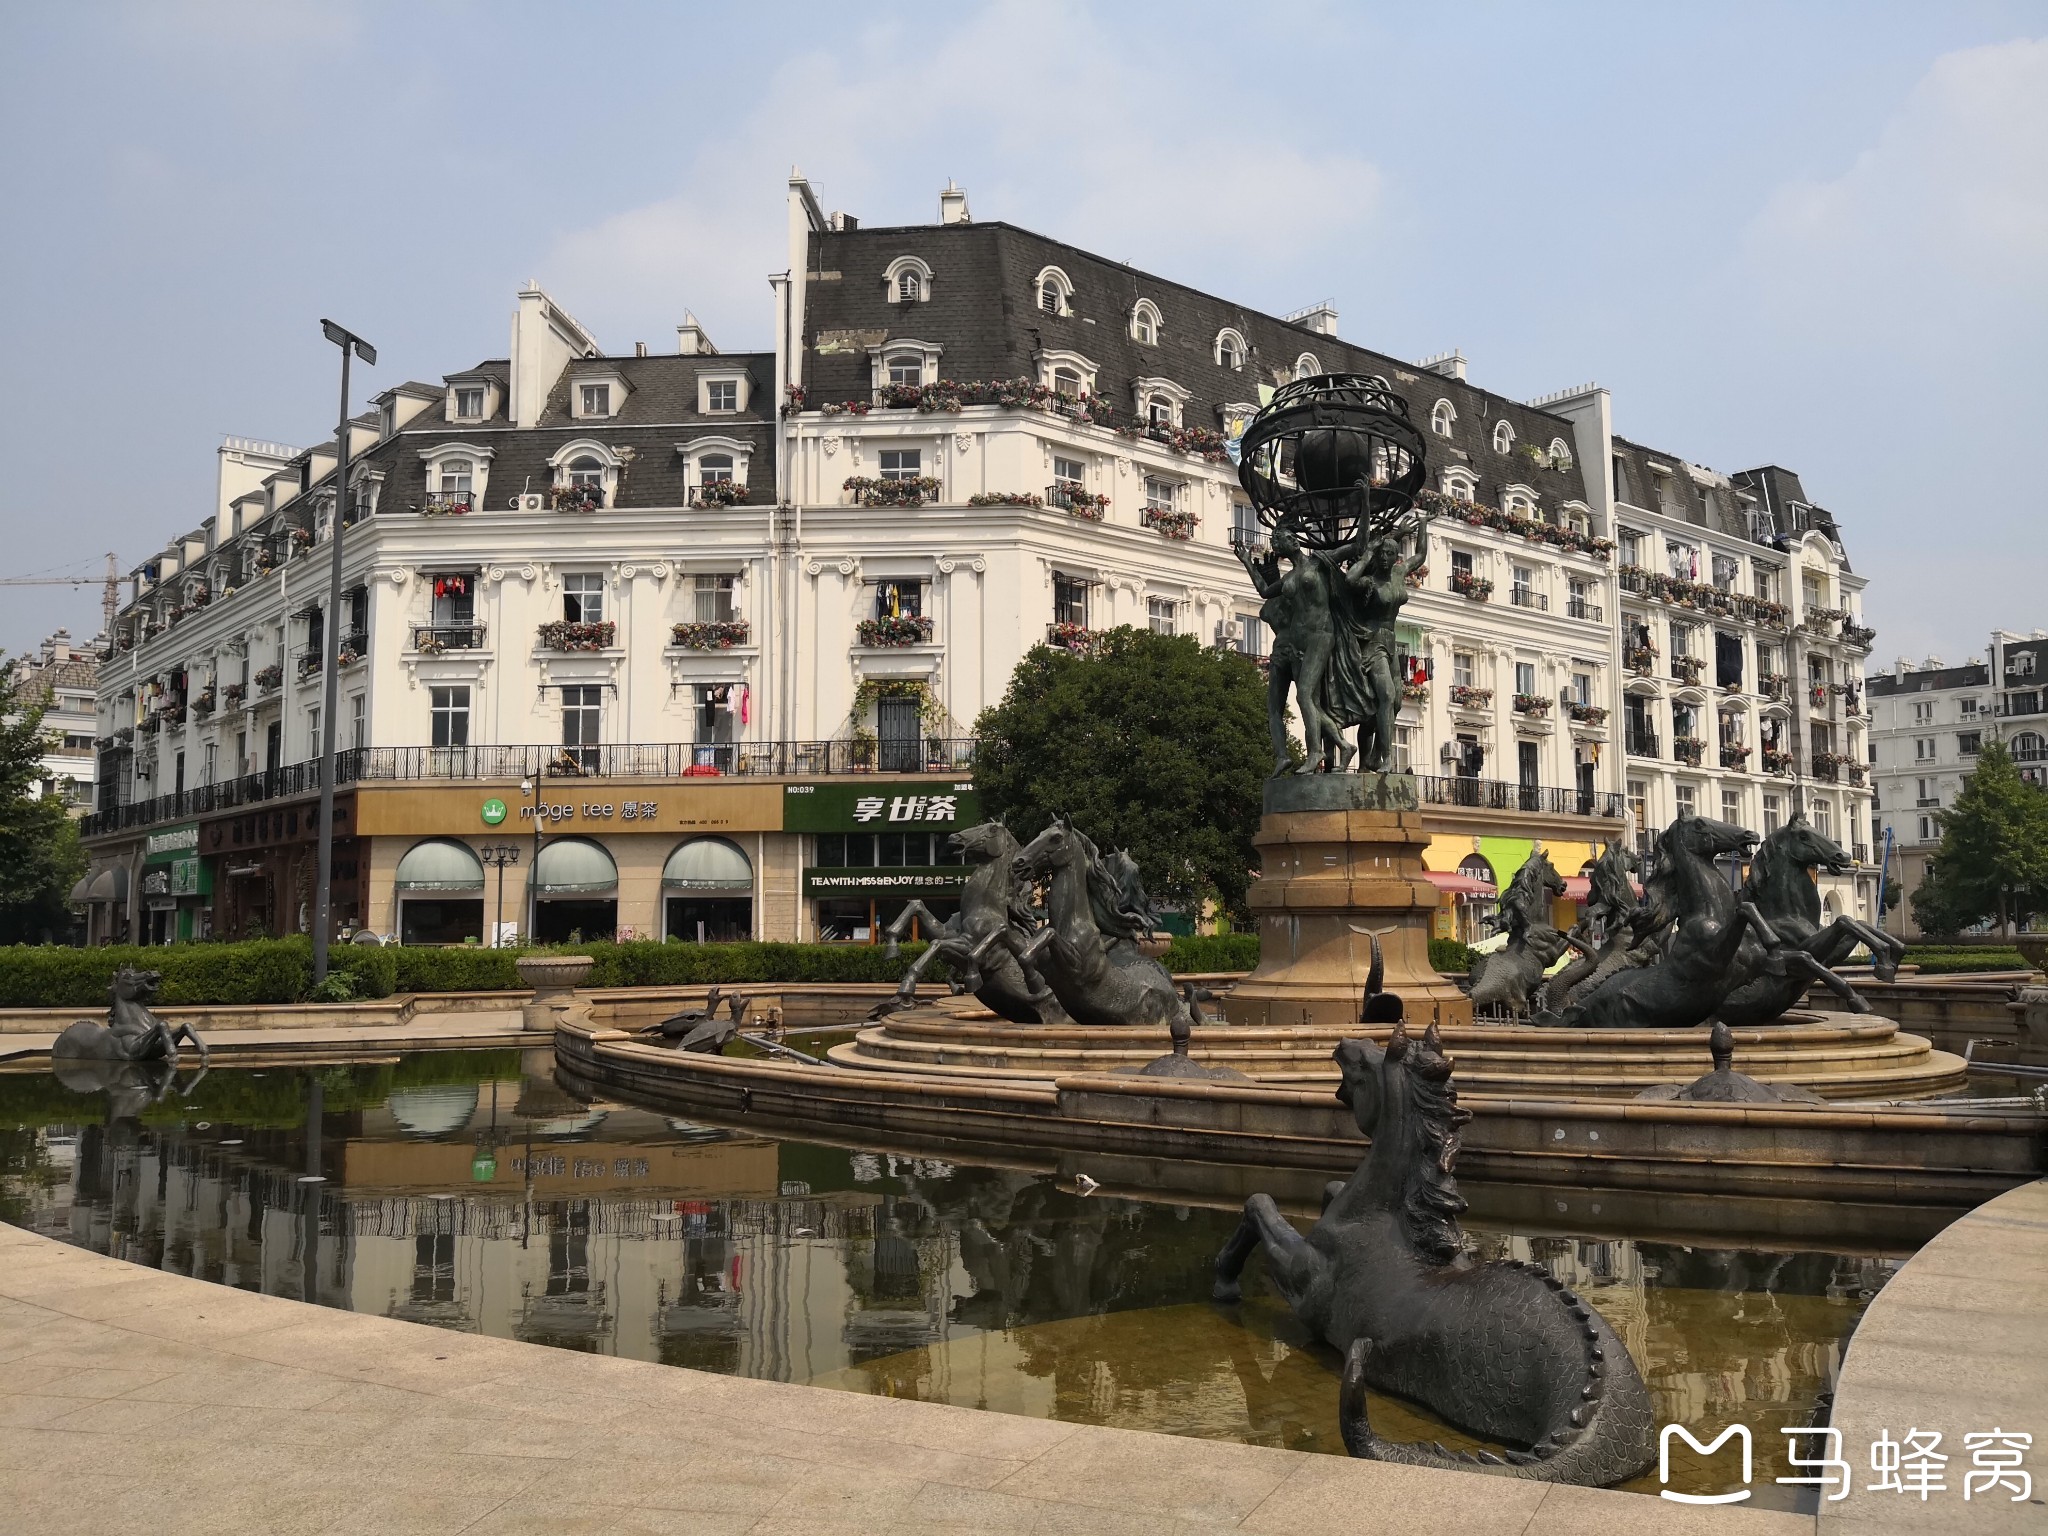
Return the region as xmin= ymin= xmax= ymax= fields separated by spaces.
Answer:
xmin=143 ymin=823 xmax=200 ymax=862
xmin=803 ymin=866 xmax=971 ymax=898
xmin=480 ymin=797 xmax=508 ymax=826
xmin=782 ymin=780 xmax=981 ymax=833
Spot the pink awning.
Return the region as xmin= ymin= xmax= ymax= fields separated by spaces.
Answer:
xmin=1424 ymin=871 xmax=1497 ymax=898
xmin=1563 ymin=877 xmax=1644 ymax=901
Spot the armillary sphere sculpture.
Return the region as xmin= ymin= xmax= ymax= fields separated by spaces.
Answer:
xmin=1234 ymin=374 xmax=1433 ymax=776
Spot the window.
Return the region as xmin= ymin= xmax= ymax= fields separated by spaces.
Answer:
xmin=1450 ymin=549 xmax=1474 ymax=580
xmin=350 ymin=694 xmax=366 ymax=751
xmin=580 ymin=384 xmax=610 ymax=417
xmin=203 ymin=741 xmax=217 ymax=786
xmin=1430 ymin=400 xmax=1454 ymax=438
xmin=1053 ymin=574 xmax=1090 ymax=628
xmin=1763 ymin=793 xmax=1782 ymax=835
xmin=1131 ymin=299 xmax=1160 ymax=345
xmin=563 ymin=573 xmax=605 ymax=624
xmin=430 ymin=685 xmax=470 ymax=748
xmin=1628 ymin=780 xmax=1649 ymax=848
xmin=1958 ymin=731 xmax=1982 ymax=756
xmin=1722 ymin=788 xmax=1741 ymax=824
xmin=1915 ymin=737 xmax=1935 ymax=761
xmin=1453 ymin=650 xmax=1476 ymax=688
xmin=1236 ymin=613 xmax=1267 ymax=657
xmin=1034 ymin=266 xmax=1072 ymax=316
xmin=1511 ymin=565 xmax=1535 ymax=605
xmin=1294 ymin=353 xmax=1321 ymax=380
xmin=1232 ymin=501 xmax=1260 ymax=548
xmin=1570 ymin=671 xmax=1593 ymax=706
xmin=693 ymin=684 xmax=735 ymax=746
xmin=1052 ymin=367 xmax=1083 ymax=399
xmin=1040 ymin=281 xmax=1062 ymax=314
xmin=879 ymin=448 xmax=921 ymax=482
xmin=692 ymin=574 xmax=735 ymax=623
xmin=1670 ymin=623 xmax=1693 ymax=660
xmin=1147 ymin=598 xmax=1176 ymax=635
xmin=1666 ymin=541 xmax=1698 ymax=581
xmin=567 ymin=455 xmax=603 ymax=489
xmin=1144 ymin=476 xmax=1176 ymax=512
xmin=1674 ymin=783 xmax=1696 ymax=819
xmin=1215 ymin=329 xmax=1245 ymax=369
xmin=698 ymin=452 xmax=734 ymax=485
xmin=1811 ymin=798 xmax=1831 ymax=838
xmin=886 ymin=354 xmax=922 ymax=388
xmin=873 ymin=579 xmax=923 ymax=620
xmin=1919 ymin=814 xmax=1933 ymax=842
xmin=706 ymin=380 xmax=738 ymax=412
xmin=1515 ymin=662 xmax=1536 ymax=696
xmin=1802 ymin=573 xmax=1824 ymax=610
xmin=1492 ymin=420 xmax=1514 ymax=454
xmin=562 ymin=685 xmax=603 ymax=768
xmin=896 ymin=271 xmax=919 ymax=303
xmin=438 ymin=458 xmax=473 ymax=495
xmin=454 ymin=386 xmax=483 ymax=419
xmin=1619 ymin=529 xmax=1642 ymax=567
xmin=1053 ymin=454 xmax=1085 ymax=484
xmin=1915 ymin=777 xmax=1933 ymax=802
xmin=1911 ymin=701 xmax=1933 ymax=723
xmin=1146 ymin=394 xmax=1173 ymax=429
xmin=1755 ymin=567 xmax=1778 ymax=602
xmin=1712 ymin=554 xmax=1740 ymax=592
xmin=1960 ymin=697 xmax=1980 ymax=717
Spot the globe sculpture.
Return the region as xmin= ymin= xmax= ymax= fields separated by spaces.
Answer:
xmin=1232 ymin=375 xmax=1432 ymax=776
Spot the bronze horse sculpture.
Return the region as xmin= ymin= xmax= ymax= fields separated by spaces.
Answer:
xmin=51 ymin=967 xmax=210 ymax=1070
xmin=1717 ymin=814 xmax=1906 ymax=1026
xmin=873 ymin=820 xmax=1068 ymax=1024
xmin=1541 ymin=841 xmax=1652 ymax=1011
xmin=1464 ymin=849 xmax=1571 ymax=1016
xmin=1212 ymin=1022 xmax=1655 ymax=1485
xmin=1011 ymin=817 xmax=1189 ymax=1029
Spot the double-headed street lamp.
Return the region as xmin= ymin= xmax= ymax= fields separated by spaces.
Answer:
xmin=311 ymin=319 xmax=376 ymax=987
xmin=479 ymin=844 xmax=521 ymax=948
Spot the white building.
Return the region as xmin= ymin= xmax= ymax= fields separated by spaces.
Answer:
xmin=7 ymin=629 xmax=99 ymax=812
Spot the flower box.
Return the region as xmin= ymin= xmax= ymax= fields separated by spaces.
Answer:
xmin=1141 ymin=506 xmax=1198 ymax=540
xmin=1673 ymin=737 xmax=1706 ymax=767
xmin=844 ymin=474 xmax=943 ymax=508
xmin=1047 ymin=481 xmax=1108 ymax=519
xmin=856 ymin=615 xmax=934 ymax=647
xmin=1413 ymin=488 xmax=1612 ymax=562
xmin=967 ymin=491 xmax=1043 ymax=508
xmin=1565 ymin=702 xmax=1608 ymax=725
xmin=551 ymin=483 xmax=605 ymax=513
xmin=1720 ymin=744 xmax=1752 ymax=768
xmin=191 ymin=691 xmax=217 ymax=718
xmin=1625 ymin=644 xmax=1657 ymax=675
xmin=691 ymin=482 xmax=749 ymax=508
xmin=671 ymin=619 xmax=751 ymax=650
xmin=289 ymin=526 xmax=314 ymax=548
xmin=1671 ymin=656 xmax=1706 ymax=684
xmin=137 ymin=715 xmax=161 ymax=736
xmin=1842 ymin=622 xmax=1876 ymax=649
xmin=254 ymin=664 xmax=283 ymax=692
xmin=419 ymin=493 xmax=471 ymax=517
xmin=223 ymin=683 xmax=246 ymax=706
xmin=1401 ymin=682 xmax=1429 ymax=703
xmin=1045 ymin=622 xmax=1099 ymax=652
xmin=1449 ymin=571 xmax=1494 ymax=601
xmin=1512 ymin=694 xmax=1552 ymax=716
xmin=537 ymin=620 xmax=615 ymax=652
xmin=1759 ymin=674 xmax=1789 ymax=700
xmin=1760 ymin=747 xmax=1792 ymax=775
xmin=1449 ymin=684 xmax=1493 ymax=709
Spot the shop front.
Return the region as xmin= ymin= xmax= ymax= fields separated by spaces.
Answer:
xmin=140 ymin=823 xmax=213 ymax=944
xmin=783 ymin=780 xmax=982 ymax=943
xmin=203 ymin=793 xmax=361 ymax=941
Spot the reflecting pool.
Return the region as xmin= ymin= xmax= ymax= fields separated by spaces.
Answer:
xmin=0 ymin=1049 xmax=1948 ymax=1509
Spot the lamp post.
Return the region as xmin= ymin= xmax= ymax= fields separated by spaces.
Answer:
xmin=311 ymin=318 xmax=376 ymax=987
xmin=520 ymin=770 xmax=541 ymax=943
xmin=480 ymin=844 xmax=521 ymax=948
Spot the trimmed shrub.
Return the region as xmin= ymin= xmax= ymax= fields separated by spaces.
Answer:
xmin=1903 ymin=948 xmax=2026 ymax=974
xmin=1429 ymin=937 xmax=1474 ymax=975
xmin=389 ymin=946 xmax=521 ymax=994
xmin=1161 ymin=933 xmax=1259 ymax=974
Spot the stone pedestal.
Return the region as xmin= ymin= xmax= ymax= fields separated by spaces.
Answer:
xmin=1223 ymin=773 xmax=1472 ymax=1030
xmin=516 ymin=953 xmax=594 ymax=1034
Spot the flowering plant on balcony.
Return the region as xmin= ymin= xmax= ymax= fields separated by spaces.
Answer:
xmin=1761 ymin=746 xmax=1792 ymax=774
xmin=190 ymin=587 xmax=211 ymax=607
xmin=1449 ymin=684 xmax=1493 ymax=709
xmin=1512 ymin=693 xmax=1552 ymax=716
xmin=161 ymin=703 xmax=188 ymax=726
xmin=1670 ymin=655 xmax=1705 ymax=685
xmin=138 ymin=714 xmax=161 ymax=735
xmin=1719 ymin=742 xmax=1752 ymax=768
xmin=1402 ymin=563 xmax=1429 ymax=590
xmin=191 ymin=689 xmax=216 ymax=718
xmin=339 ymin=645 xmax=363 ymax=667
xmin=415 ymin=629 xmax=446 ymax=655
xmin=1758 ymin=673 xmax=1789 ymax=699
xmin=552 ymin=482 xmax=604 ymax=513
xmin=254 ymin=663 xmax=283 ymax=692
xmin=1411 ymin=488 xmax=1613 ymax=561
xmin=116 ymin=634 xmax=134 ymax=652
xmin=1848 ymin=763 xmax=1867 ymax=786
xmin=297 ymin=653 xmax=323 ymax=682
xmin=1141 ymin=506 xmax=1198 ymax=540
xmin=691 ymin=481 xmax=749 ymax=508
xmin=856 ymin=614 xmax=934 ymax=647
xmin=537 ymin=620 xmax=616 ymax=652
xmin=1048 ymin=480 xmax=1108 ymax=519
xmin=1842 ymin=622 xmax=1876 ymax=649
xmin=671 ymin=620 xmax=750 ymax=650
xmin=1045 ymin=621 xmax=1098 ymax=652
xmin=289 ymin=525 xmax=314 ymax=549
xmin=844 ymin=475 xmax=943 ymax=508
xmin=1449 ymin=570 xmax=1493 ymax=600
xmin=967 ymin=491 xmax=1043 ymax=507
xmin=818 ymin=398 xmax=873 ymax=416
xmin=1625 ymin=643 xmax=1657 ymax=675
xmin=223 ymin=682 xmax=246 ymax=706
xmin=1566 ymin=702 xmax=1608 ymax=725
xmin=1401 ymin=681 xmax=1429 ymax=703
xmin=167 ymin=605 xmax=188 ymax=625
xmin=782 ymin=384 xmax=808 ymax=413
xmin=1673 ymin=736 xmax=1706 ymax=766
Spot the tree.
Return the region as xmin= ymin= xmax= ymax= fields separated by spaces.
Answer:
xmin=973 ymin=628 xmax=1273 ymax=923
xmin=0 ymin=657 xmax=87 ymax=944
xmin=1909 ymin=740 xmax=2048 ymax=937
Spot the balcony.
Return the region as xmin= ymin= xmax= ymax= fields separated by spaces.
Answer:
xmin=1759 ymin=674 xmax=1790 ymax=702
xmin=856 ymin=614 xmax=934 ymax=648
xmin=1449 ymin=684 xmax=1493 ymax=711
xmin=1049 ymin=481 xmax=1109 ymax=521
xmin=1140 ymin=506 xmax=1198 ymax=541
xmin=1509 ymin=586 xmax=1548 ymax=611
xmin=414 ymin=624 xmax=488 ymax=653
xmin=296 ymin=653 xmax=323 ymax=683
xmin=1670 ymin=656 xmax=1706 ymax=687
xmin=419 ymin=491 xmax=472 ymax=517
xmin=254 ymin=663 xmax=283 ymax=694
xmin=671 ymin=619 xmax=751 ymax=651
xmin=1227 ymin=524 xmax=1268 ymax=554
xmin=1449 ymin=571 xmax=1494 ymax=602
xmin=550 ymin=483 xmax=607 ymax=513
xmin=1045 ymin=622 xmax=1099 ymax=652
xmin=1511 ymin=694 xmax=1552 ymax=718
xmin=1673 ymin=736 xmax=1706 ymax=767
xmin=844 ymin=475 xmax=942 ymax=508
xmin=689 ymin=482 xmax=750 ymax=508
xmin=536 ymin=620 xmax=616 ymax=652
xmin=1564 ymin=701 xmax=1608 ymax=726
xmin=1418 ymin=774 xmax=1625 ymax=820
xmin=1626 ymin=726 xmax=1661 ymax=759
xmin=1719 ymin=743 xmax=1752 ymax=770
xmin=1566 ymin=597 xmax=1603 ymax=622
xmin=1842 ymin=622 xmax=1876 ymax=650
xmin=1761 ymin=746 xmax=1793 ymax=776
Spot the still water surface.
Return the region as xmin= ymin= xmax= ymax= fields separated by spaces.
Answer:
xmin=0 ymin=1049 xmax=1940 ymax=1508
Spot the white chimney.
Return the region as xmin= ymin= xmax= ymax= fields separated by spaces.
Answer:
xmin=1895 ymin=657 xmax=1909 ymax=682
xmin=634 ymin=341 xmax=648 ymax=357
xmin=1418 ymin=349 xmax=1467 ymax=381
xmin=676 ymin=311 xmax=716 ymax=356
xmin=939 ymin=179 xmax=970 ymax=225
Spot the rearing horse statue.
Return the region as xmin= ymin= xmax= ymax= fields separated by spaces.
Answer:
xmin=1541 ymin=841 xmax=1656 ymax=1010
xmin=1011 ymin=817 xmax=1188 ymax=1029
xmin=874 ymin=820 xmax=1068 ymax=1024
xmin=1464 ymin=849 xmax=1571 ymax=1016
xmin=1718 ymin=814 xmax=1906 ymax=1026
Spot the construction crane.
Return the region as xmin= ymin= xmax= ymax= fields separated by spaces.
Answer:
xmin=0 ymin=553 xmax=122 ymax=637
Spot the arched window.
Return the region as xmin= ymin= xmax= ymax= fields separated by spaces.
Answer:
xmin=663 ymin=836 xmax=754 ymax=943
xmin=1147 ymin=394 xmax=1173 ymax=429
xmin=1052 ymin=366 xmax=1082 ymax=398
xmin=1131 ymin=299 xmax=1161 ymax=345
xmin=531 ymin=836 xmax=619 ymax=944
xmin=1443 ymin=471 xmax=1478 ymax=503
xmin=897 ymin=272 xmax=918 ymax=302
xmin=886 ymin=353 xmax=923 ymax=388
xmin=1549 ymin=437 xmax=1572 ymax=469
xmin=567 ymin=455 xmax=604 ymax=489
xmin=2014 ymin=731 xmax=2046 ymax=761
xmin=1430 ymin=400 xmax=1455 ymax=438
xmin=1035 ymin=265 xmax=1073 ymax=316
xmin=1215 ymin=329 xmax=1246 ymax=370
xmin=1493 ymin=420 xmax=1515 ymax=455
xmin=1294 ymin=353 xmax=1321 ymax=380
xmin=393 ymin=838 xmax=485 ymax=946
xmin=882 ymin=255 xmax=932 ymax=304
xmin=698 ymin=453 xmax=733 ymax=486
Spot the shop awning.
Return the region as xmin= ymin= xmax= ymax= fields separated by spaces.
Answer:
xmin=535 ymin=837 xmax=618 ymax=895
xmin=1562 ymin=877 xmax=1644 ymax=901
xmin=69 ymin=875 xmax=93 ymax=903
xmin=394 ymin=839 xmax=486 ymax=891
xmin=662 ymin=837 xmax=753 ymax=891
xmin=1424 ymin=871 xmax=1497 ymax=898
xmin=86 ymin=867 xmax=130 ymax=902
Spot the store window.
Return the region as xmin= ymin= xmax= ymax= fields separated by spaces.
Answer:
xmin=662 ymin=837 xmax=754 ymax=943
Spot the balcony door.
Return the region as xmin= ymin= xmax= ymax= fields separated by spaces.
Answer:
xmin=877 ymin=695 xmax=922 ymax=773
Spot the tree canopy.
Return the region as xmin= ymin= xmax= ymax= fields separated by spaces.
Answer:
xmin=0 ymin=657 xmax=86 ymax=945
xmin=972 ymin=628 xmax=1272 ymax=922
xmin=1909 ymin=739 xmax=2048 ymax=937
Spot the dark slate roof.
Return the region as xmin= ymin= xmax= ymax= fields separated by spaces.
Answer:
xmin=1999 ymin=637 xmax=2048 ymax=685
xmin=1731 ymin=465 xmax=1846 ymax=556
xmin=1609 ymin=437 xmax=1771 ymax=550
xmin=800 ymin=220 xmax=1594 ymax=512
xmin=1867 ymin=660 xmax=1989 ymax=696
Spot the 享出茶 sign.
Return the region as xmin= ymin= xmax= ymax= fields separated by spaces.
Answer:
xmin=781 ymin=781 xmax=982 ymax=833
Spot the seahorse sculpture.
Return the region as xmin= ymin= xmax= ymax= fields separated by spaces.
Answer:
xmin=1212 ymin=1022 xmax=1656 ymax=1486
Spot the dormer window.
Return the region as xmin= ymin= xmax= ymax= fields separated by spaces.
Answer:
xmin=1053 ymin=367 xmax=1083 ymax=398
xmin=882 ymin=255 xmax=933 ymax=304
xmin=887 ymin=353 xmax=923 ymax=388
xmin=581 ymin=383 xmax=611 ymax=417
xmin=1037 ymin=348 xmax=1097 ymax=401
xmin=1492 ymin=420 xmax=1514 ymax=454
xmin=418 ymin=442 xmax=494 ymax=516
xmin=1442 ymin=470 xmax=1478 ymax=503
xmin=1549 ymin=437 xmax=1573 ymax=470
xmin=1294 ymin=353 xmax=1321 ymax=380
xmin=440 ymin=459 xmax=472 ymax=496
xmin=1215 ymin=329 xmax=1246 ymax=370
xmin=695 ymin=370 xmax=750 ymax=414
xmin=567 ymin=456 xmax=603 ymax=489
xmin=1431 ymin=399 xmax=1455 ymax=438
xmin=699 ymin=454 xmax=733 ymax=486
xmin=1148 ymin=395 xmax=1172 ymax=429
xmin=454 ymin=386 xmax=484 ymax=419
xmin=1131 ymin=377 xmax=1188 ymax=431
xmin=1035 ymin=265 xmax=1074 ymax=317
xmin=706 ymin=380 xmax=737 ymax=412
xmin=1131 ymin=299 xmax=1161 ymax=345
xmin=896 ymin=272 xmax=919 ymax=302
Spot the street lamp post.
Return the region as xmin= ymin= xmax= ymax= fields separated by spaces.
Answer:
xmin=311 ymin=318 xmax=376 ymax=987
xmin=479 ymin=844 xmax=521 ymax=948
xmin=520 ymin=770 xmax=541 ymax=943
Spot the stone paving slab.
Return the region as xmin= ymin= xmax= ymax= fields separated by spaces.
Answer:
xmin=0 ymin=1223 xmax=1818 ymax=1536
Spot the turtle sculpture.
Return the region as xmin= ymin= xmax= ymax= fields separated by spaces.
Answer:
xmin=1213 ymin=1021 xmax=1656 ymax=1486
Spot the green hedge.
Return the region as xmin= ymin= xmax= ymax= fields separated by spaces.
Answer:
xmin=1160 ymin=933 xmax=1259 ymax=974
xmin=1429 ymin=937 xmax=1474 ymax=975
xmin=1904 ymin=948 xmax=2027 ymax=974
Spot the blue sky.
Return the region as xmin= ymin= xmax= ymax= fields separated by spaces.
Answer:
xmin=2 ymin=1 xmax=2043 ymax=667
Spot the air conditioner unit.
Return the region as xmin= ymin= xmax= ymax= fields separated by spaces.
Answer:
xmin=514 ymin=493 xmax=545 ymax=512
xmin=1439 ymin=741 xmax=1457 ymax=763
